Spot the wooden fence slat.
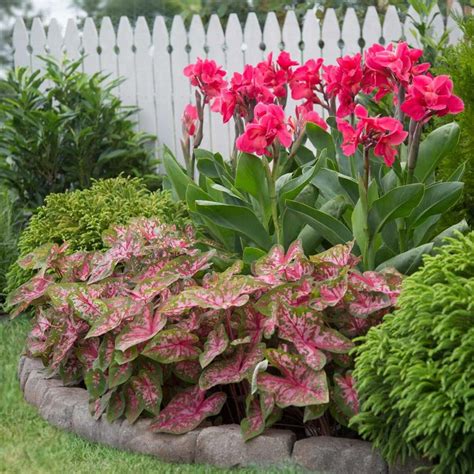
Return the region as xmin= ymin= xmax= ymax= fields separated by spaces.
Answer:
xmin=302 ymin=9 xmax=321 ymax=62
xmin=341 ymin=7 xmax=360 ymax=55
xmin=263 ymin=11 xmax=281 ymax=59
xmin=116 ymin=16 xmax=136 ymax=108
xmin=282 ymin=10 xmax=301 ymax=116
xmin=99 ymin=17 xmax=118 ymax=84
xmin=64 ymin=19 xmax=80 ymax=61
xmin=244 ymin=12 xmax=263 ymax=65
xmin=170 ymin=15 xmax=191 ymax=164
xmin=404 ymin=6 xmax=421 ymax=47
xmin=83 ymin=17 xmax=100 ymax=74
xmin=30 ymin=18 xmax=47 ymax=72
xmin=383 ymin=5 xmax=403 ymax=44
xmin=13 ymin=18 xmax=30 ymax=68
xmin=322 ymin=8 xmax=340 ymax=65
xmin=47 ymin=18 xmax=63 ymax=61
xmin=429 ymin=4 xmax=445 ymax=42
xmin=207 ymin=14 xmax=230 ymax=157
xmin=447 ymin=1 xmax=464 ymax=45
xmin=362 ymin=6 xmax=382 ymax=49
xmin=135 ymin=17 xmax=157 ymax=137
xmin=152 ymin=16 xmax=175 ymax=155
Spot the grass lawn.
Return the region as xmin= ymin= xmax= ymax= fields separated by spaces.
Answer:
xmin=0 ymin=317 xmax=302 ymax=474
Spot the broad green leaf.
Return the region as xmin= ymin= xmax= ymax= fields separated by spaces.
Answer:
xmin=338 ymin=175 xmax=359 ymax=204
xmin=306 ymin=122 xmax=335 ymax=159
xmin=286 ymin=200 xmax=352 ymax=246
xmin=376 ymin=243 xmax=433 ymax=274
xmin=278 ymin=162 xmax=318 ymax=206
xmin=243 ymin=247 xmax=267 ymax=264
xmin=433 ymin=219 xmax=469 ymax=247
xmin=195 ymin=201 xmax=272 ymax=250
xmin=415 ymin=123 xmax=460 ymax=183
xmin=407 ymin=182 xmax=463 ymax=228
xmin=163 ymin=147 xmax=193 ymax=201
xmin=235 ymin=153 xmax=268 ymax=199
xmin=368 ymin=184 xmax=424 ymax=236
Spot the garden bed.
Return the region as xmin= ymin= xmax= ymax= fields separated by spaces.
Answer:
xmin=19 ymin=355 xmax=425 ymax=473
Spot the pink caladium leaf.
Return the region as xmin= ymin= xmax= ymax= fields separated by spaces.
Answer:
xmin=150 ymin=385 xmax=226 ymax=434
xmin=26 ymin=310 xmax=52 ymax=357
xmin=7 ymin=274 xmax=54 ymax=317
xmin=310 ymin=241 xmax=356 ymax=267
xmin=69 ymin=286 xmax=107 ymax=323
xmin=56 ymin=252 xmax=93 ymax=282
xmin=130 ymin=369 xmax=162 ymax=415
xmin=94 ymin=334 xmax=115 ymax=371
xmin=257 ymin=349 xmax=329 ymax=408
xmin=59 ymin=354 xmax=83 ymax=386
xmin=114 ymin=345 xmax=140 ymax=365
xmin=333 ymin=372 xmax=359 ymax=419
xmin=160 ymin=275 xmax=264 ymax=316
xmin=85 ymin=297 xmax=144 ymax=338
xmin=108 ymin=361 xmax=133 ymax=388
xmin=318 ymin=278 xmax=348 ymax=307
xmin=142 ymin=329 xmax=200 ymax=364
xmin=17 ymin=243 xmax=55 ymax=270
xmin=348 ymin=292 xmax=392 ymax=317
xmin=75 ymin=338 xmax=100 ymax=371
xmin=106 ymin=390 xmax=125 ymax=423
xmin=159 ymin=251 xmax=216 ymax=279
xmin=84 ymin=368 xmax=108 ymax=399
xmin=276 ymin=305 xmax=327 ymax=370
xmin=129 ymin=273 xmax=179 ymax=302
xmin=173 ymin=360 xmax=201 ymax=384
xmin=124 ymin=384 xmax=144 ymax=423
xmin=91 ymin=390 xmax=113 ymax=420
xmin=51 ymin=318 xmax=89 ymax=369
xmin=199 ymin=344 xmax=264 ymax=390
xmin=240 ymin=393 xmax=276 ymax=441
xmin=240 ymin=306 xmax=276 ymax=342
xmin=115 ymin=305 xmax=167 ymax=351
xmin=199 ymin=323 xmax=229 ymax=368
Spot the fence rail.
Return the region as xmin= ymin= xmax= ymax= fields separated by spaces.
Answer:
xmin=12 ymin=3 xmax=464 ymax=162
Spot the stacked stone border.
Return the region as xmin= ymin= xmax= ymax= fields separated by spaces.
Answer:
xmin=18 ymin=356 xmax=424 ymax=473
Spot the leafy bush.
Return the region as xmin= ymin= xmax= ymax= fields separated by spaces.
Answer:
xmin=351 ymin=232 xmax=474 ymax=474
xmin=0 ymin=57 xmax=159 ymax=211
xmin=5 ymin=177 xmax=189 ymax=299
xmin=8 ymin=218 xmax=401 ymax=438
xmin=436 ymin=17 xmax=474 ymax=225
xmin=166 ymin=44 xmax=468 ymax=276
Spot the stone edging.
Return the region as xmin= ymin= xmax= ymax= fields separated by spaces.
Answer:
xmin=18 ymin=356 xmax=422 ymax=472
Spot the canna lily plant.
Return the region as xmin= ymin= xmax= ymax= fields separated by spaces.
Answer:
xmin=165 ymin=43 xmax=468 ymax=273
xmin=9 ymin=218 xmax=401 ymax=438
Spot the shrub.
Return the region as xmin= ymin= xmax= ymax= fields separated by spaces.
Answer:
xmin=436 ymin=17 xmax=474 ymax=225
xmin=5 ymin=177 xmax=189 ymax=299
xmin=0 ymin=57 xmax=159 ymax=212
xmin=351 ymin=232 xmax=474 ymax=474
xmin=8 ymin=218 xmax=401 ymax=438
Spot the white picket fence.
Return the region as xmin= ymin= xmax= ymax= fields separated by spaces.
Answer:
xmin=12 ymin=3 xmax=464 ymax=162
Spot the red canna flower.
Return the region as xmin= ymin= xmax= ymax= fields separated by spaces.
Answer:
xmin=337 ymin=105 xmax=408 ymax=167
xmin=236 ymin=103 xmax=293 ymax=156
xmin=401 ymin=74 xmax=464 ymax=122
xmin=292 ymin=105 xmax=328 ymax=133
xmin=183 ymin=58 xmax=227 ymax=100
xmin=289 ymin=58 xmax=324 ymax=107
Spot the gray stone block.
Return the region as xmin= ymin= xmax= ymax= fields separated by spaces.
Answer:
xmin=19 ymin=357 xmax=43 ymax=391
xmin=71 ymin=401 xmax=102 ymax=443
xmin=292 ymin=436 xmax=388 ymax=474
xmin=195 ymin=424 xmax=296 ymax=468
xmin=124 ymin=429 xmax=199 ymax=464
xmin=17 ymin=355 xmax=26 ymax=380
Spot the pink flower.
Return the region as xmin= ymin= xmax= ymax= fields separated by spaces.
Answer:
xmin=236 ymin=103 xmax=293 ymax=156
xmin=182 ymin=104 xmax=198 ymax=137
xmin=292 ymin=105 xmax=328 ymax=133
xmin=323 ymin=53 xmax=364 ymax=117
xmin=401 ymin=74 xmax=464 ymax=122
xmin=364 ymin=42 xmax=430 ymax=100
xmin=337 ymin=105 xmax=408 ymax=167
xmin=183 ymin=58 xmax=227 ymax=100
xmin=289 ymin=58 xmax=324 ymax=106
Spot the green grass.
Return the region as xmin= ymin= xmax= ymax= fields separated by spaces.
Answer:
xmin=0 ymin=317 xmax=302 ymax=474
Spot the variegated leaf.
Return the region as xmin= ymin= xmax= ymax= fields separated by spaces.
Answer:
xmin=150 ymin=385 xmax=226 ymax=434
xmin=115 ymin=305 xmax=167 ymax=351
xmin=108 ymin=361 xmax=133 ymax=388
xmin=173 ymin=360 xmax=201 ymax=383
xmin=257 ymin=349 xmax=329 ymax=408
xmin=199 ymin=344 xmax=264 ymax=390
xmin=348 ymin=292 xmax=392 ymax=317
xmin=199 ymin=323 xmax=229 ymax=368
xmin=303 ymin=403 xmax=329 ymax=422
xmin=106 ymin=390 xmax=125 ymax=422
xmin=333 ymin=372 xmax=359 ymax=419
xmin=124 ymin=384 xmax=144 ymax=423
xmin=130 ymin=370 xmax=162 ymax=415
xmin=85 ymin=368 xmax=107 ymax=398
xmin=7 ymin=274 xmax=54 ymax=317
xmin=240 ymin=393 xmax=276 ymax=441
xmin=76 ymin=338 xmax=100 ymax=371
xmin=142 ymin=329 xmax=200 ymax=364
xmin=69 ymin=286 xmax=107 ymax=323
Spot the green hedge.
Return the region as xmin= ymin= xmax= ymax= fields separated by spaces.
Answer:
xmin=352 ymin=232 xmax=474 ymax=474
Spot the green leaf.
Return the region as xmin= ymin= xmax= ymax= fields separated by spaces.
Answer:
xmin=243 ymin=247 xmax=267 ymax=264
xmin=415 ymin=123 xmax=460 ymax=183
xmin=235 ymin=153 xmax=268 ymax=199
xmin=433 ymin=219 xmax=469 ymax=247
xmin=407 ymin=182 xmax=464 ymax=228
xmin=195 ymin=201 xmax=272 ymax=250
xmin=306 ymin=122 xmax=335 ymax=159
xmin=163 ymin=147 xmax=193 ymax=201
xmin=376 ymin=243 xmax=433 ymax=274
xmin=338 ymin=175 xmax=359 ymax=204
xmin=286 ymin=200 xmax=352 ymax=246
xmin=368 ymin=184 xmax=424 ymax=236
xmin=278 ymin=162 xmax=319 ymax=207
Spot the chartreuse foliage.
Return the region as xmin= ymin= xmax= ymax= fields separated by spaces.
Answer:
xmin=5 ymin=176 xmax=189 ymax=299
xmin=9 ymin=218 xmax=401 ymax=438
xmin=352 ymin=232 xmax=474 ymax=474
xmin=165 ymin=121 xmax=467 ymax=275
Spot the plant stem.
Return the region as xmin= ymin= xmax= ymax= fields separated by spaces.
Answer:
xmin=407 ymin=121 xmax=422 ymax=184
xmin=263 ymin=156 xmax=281 ymax=245
xmin=363 ymin=146 xmax=370 ymax=192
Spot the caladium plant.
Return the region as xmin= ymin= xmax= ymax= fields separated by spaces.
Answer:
xmin=11 ymin=218 xmax=401 ymax=439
